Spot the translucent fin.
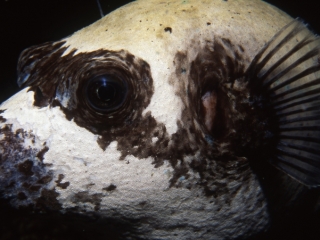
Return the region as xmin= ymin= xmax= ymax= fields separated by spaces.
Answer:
xmin=245 ymin=19 xmax=320 ymax=188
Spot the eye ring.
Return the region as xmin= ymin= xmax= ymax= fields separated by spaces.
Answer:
xmin=85 ymin=74 xmax=128 ymax=113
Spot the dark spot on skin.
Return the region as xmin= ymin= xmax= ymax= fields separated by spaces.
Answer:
xmin=37 ymin=175 xmax=53 ymax=184
xmin=0 ymin=124 xmax=55 ymax=210
xmin=103 ymin=184 xmax=117 ymax=191
xmin=36 ymin=145 xmax=49 ymax=162
xmin=36 ymin=188 xmax=61 ymax=211
xmin=33 ymin=86 xmax=49 ymax=107
xmin=17 ymin=160 xmax=34 ymax=176
xmin=17 ymin=192 xmax=27 ymax=200
xmin=0 ymin=109 xmax=6 ymax=123
xmin=86 ymin=183 xmax=95 ymax=188
xmin=22 ymin=182 xmax=41 ymax=192
xmin=72 ymin=191 xmax=103 ymax=211
xmin=164 ymin=27 xmax=172 ymax=33
xmin=55 ymin=174 xmax=70 ymax=189
xmin=207 ymin=22 xmax=211 ymax=26
xmin=58 ymin=182 xmax=70 ymax=189
xmin=15 ymin=128 xmax=26 ymax=138
xmin=138 ymin=201 xmax=147 ymax=206
xmin=6 ymin=181 xmax=15 ymax=189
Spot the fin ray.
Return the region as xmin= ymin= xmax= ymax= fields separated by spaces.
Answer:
xmin=245 ymin=19 xmax=320 ymax=188
xmin=264 ymin=48 xmax=320 ymax=89
xmin=259 ymin=37 xmax=316 ymax=84
xmin=279 ymin=141 xmax=320 ymax=155
xmin=273 ymin=157 xmax=320 ymax=187
xmin=272 ymin=87 xmax=320 ymax=107
xmin=279 ymin=114 xmax=320 ymax=125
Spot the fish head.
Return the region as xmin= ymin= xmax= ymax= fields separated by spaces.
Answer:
xmin=1 ymin=0 xmax=320 ymax=239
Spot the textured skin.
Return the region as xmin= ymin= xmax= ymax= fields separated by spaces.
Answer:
xmin=0 ymin=0 xmax=310 ymax=239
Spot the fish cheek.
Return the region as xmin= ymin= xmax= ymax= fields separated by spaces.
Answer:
xmin=0 ymin=124 xmax=61 ymax=211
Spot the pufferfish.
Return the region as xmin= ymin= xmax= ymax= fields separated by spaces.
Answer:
xmin=0 ymin=0 xmax=320 ymax=239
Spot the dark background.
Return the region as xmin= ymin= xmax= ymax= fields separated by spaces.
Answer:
xmin=0 ymin=0 xmax=320 ymax=239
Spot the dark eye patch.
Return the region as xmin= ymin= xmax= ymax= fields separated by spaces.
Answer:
xmin=18 ymin=42 xmax=154 ymax=133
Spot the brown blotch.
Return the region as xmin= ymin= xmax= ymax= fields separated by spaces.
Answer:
xmin=36 ymin=146 xmax=49 ymax=162
xmin=17 ymin=192 xmax=27 ymax=200
xmin=15 ymin=128 xmax=26 ymax=139
xmin=0 ymin=109 xmax=6 ymax=123
xmin=17 ymin=160 xmax=34 ymax=176
xmin=0 ymin=116 xmax=6 ymax=123
xmin=36 ymin=188 xmax=61 ymax=211
xmin=0 ymin=123 xmax=55 ymax=209
xmin=72 ymin=191 xmax=103 ymax=211
xmin=55 ymin=174 xmax=70 ymax=189
xmin=164 ymin=27 xmax=172 ymax=33
xmin=138 ymin=201 xmax=147 ymax=206
xmin=6 ymin=181 xmax=16 ymax=189
xmin=22 ymin=182 xmax=41 ymax=192
xmin=103 ymin=184 xmax=117 ymax=191
xmin=37 ymin=175 xmax=53 ymax=184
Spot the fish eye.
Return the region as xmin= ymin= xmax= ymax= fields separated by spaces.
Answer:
xmin=85 ymin=74 xmax=128 ymax=113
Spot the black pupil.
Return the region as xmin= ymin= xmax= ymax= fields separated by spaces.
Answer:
xmin=97 ymin=83 xmax=115 ymax=102
xmin=86 ymin=75 xmax=127 ymax=112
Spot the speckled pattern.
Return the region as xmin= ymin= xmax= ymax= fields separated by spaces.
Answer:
xmin=1 ymin=0 xmax=320 ymax=239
